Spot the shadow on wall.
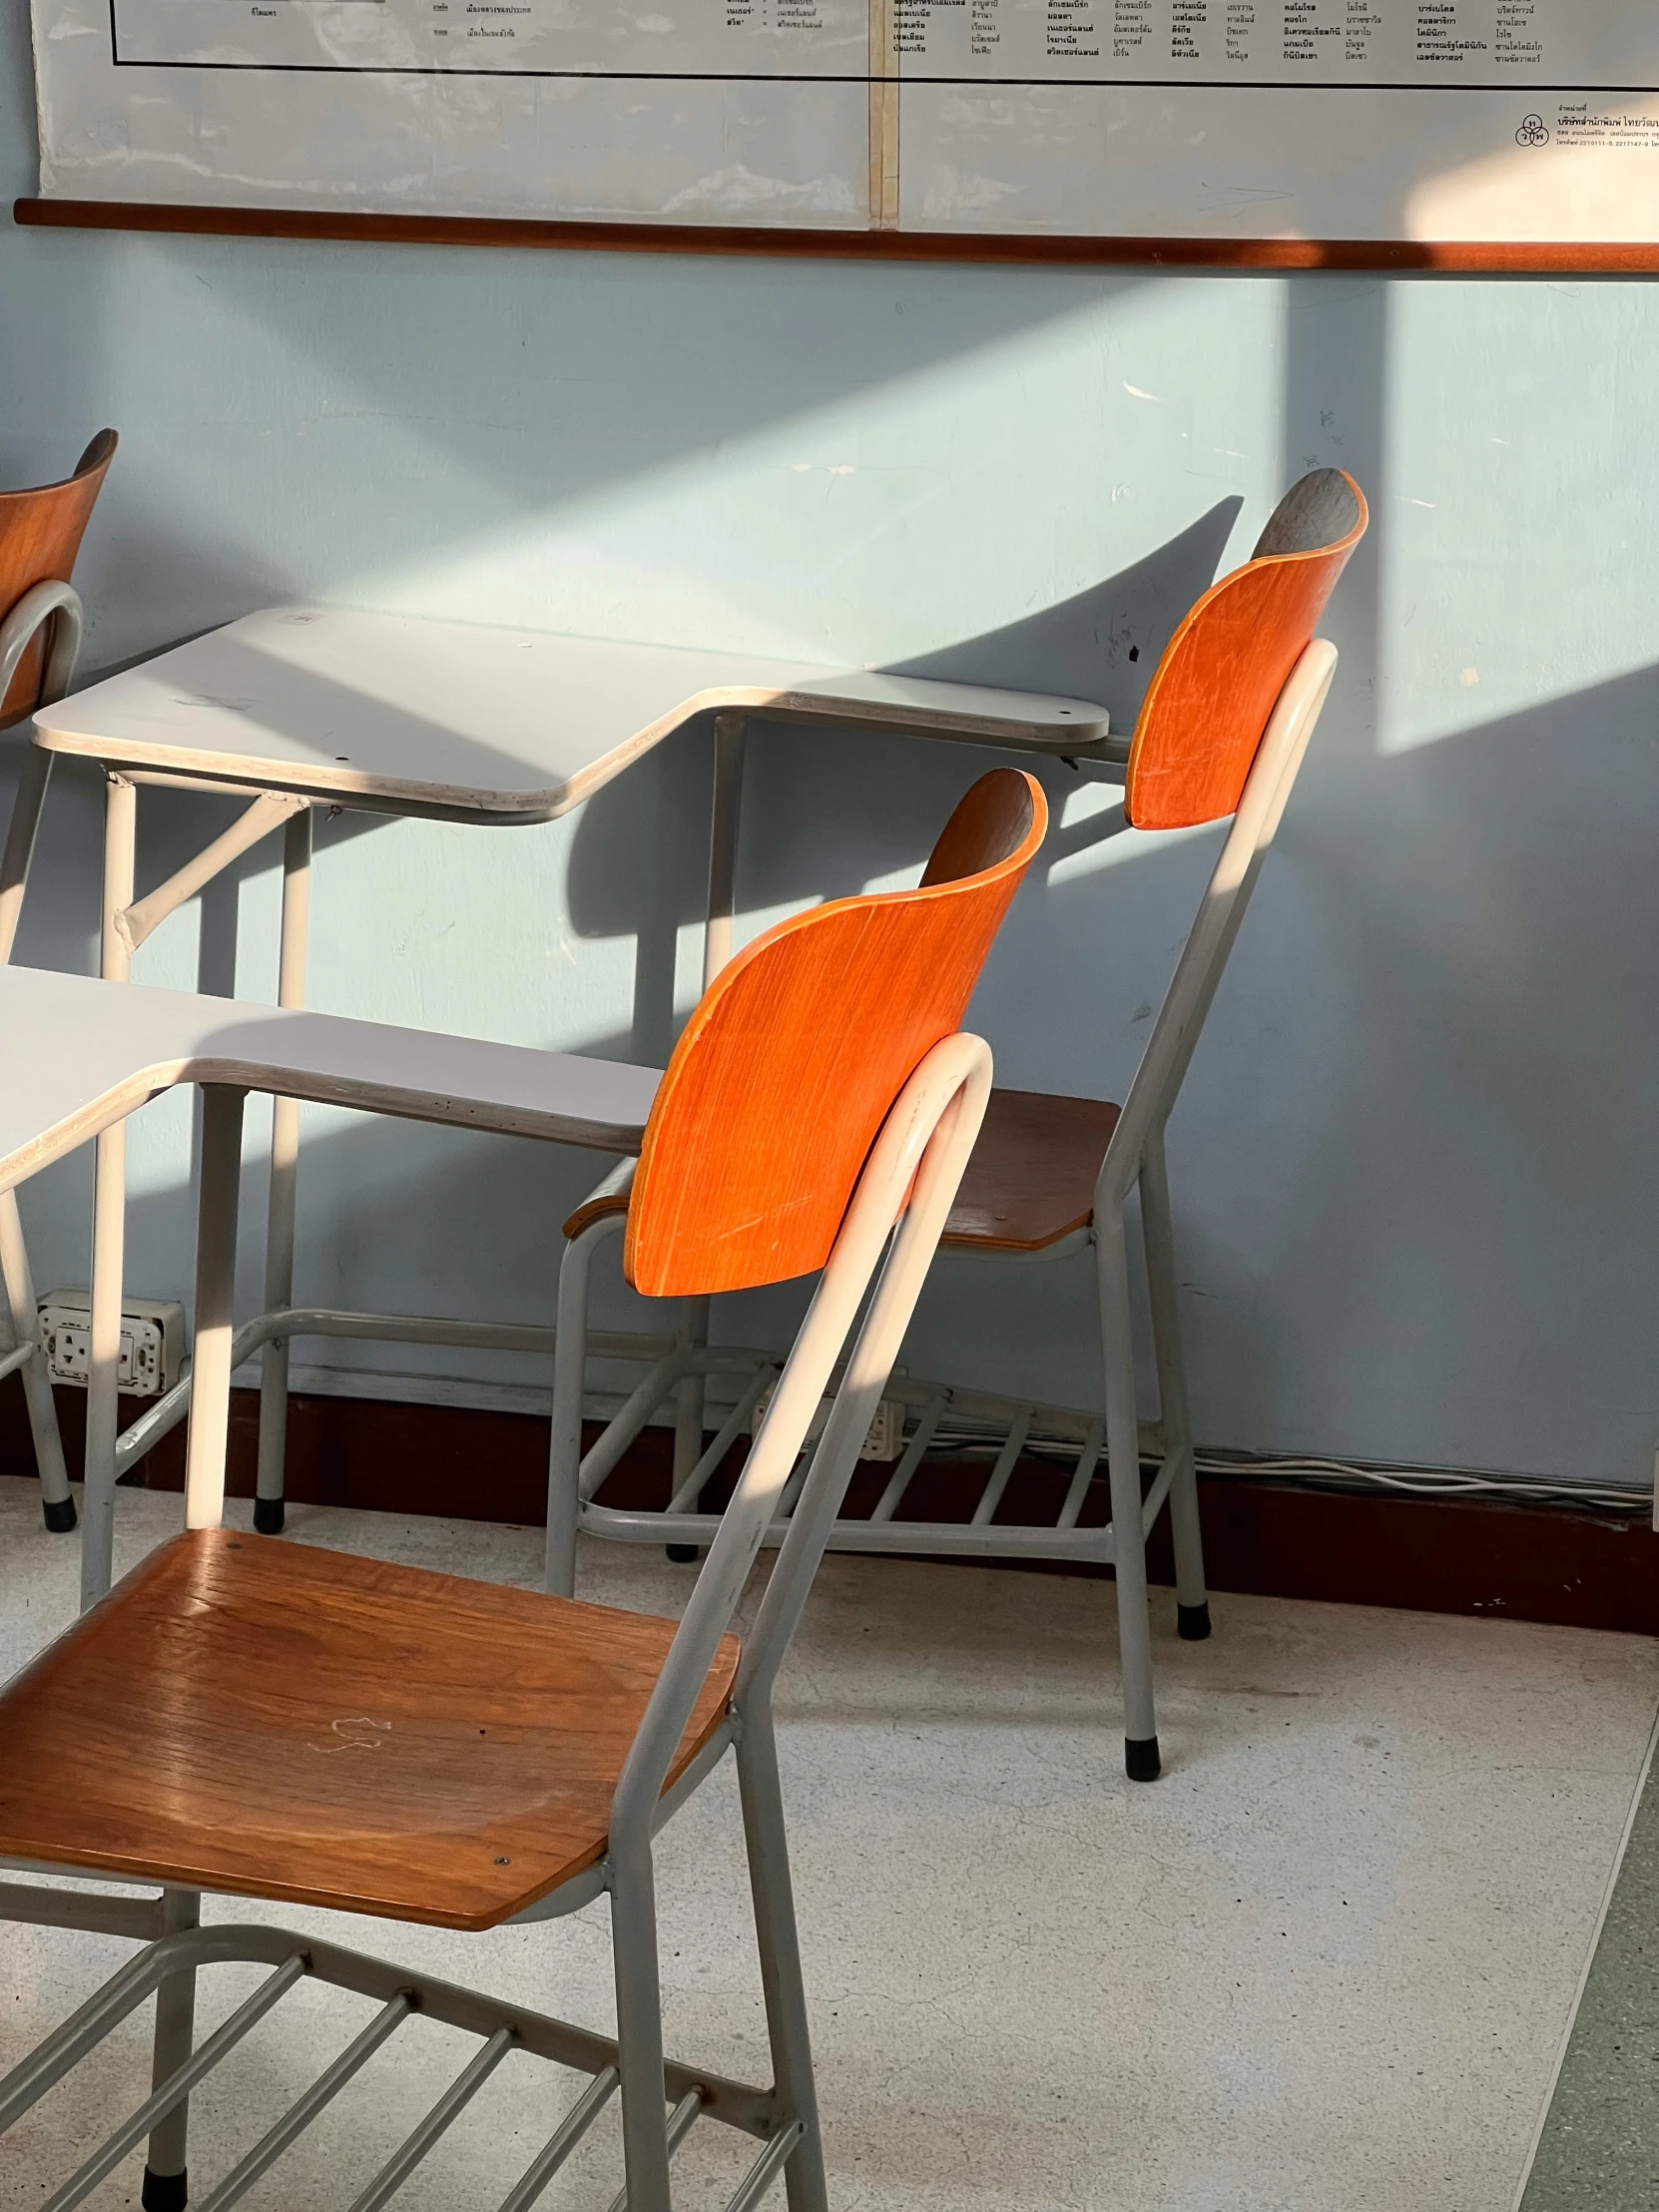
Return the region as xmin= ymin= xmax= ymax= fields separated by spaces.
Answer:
xmin=0 ymin=252 xmax=1152 ymax=659
xmin=564 ymin=501 xmax=1243 ymax=1060
xmin=12 ymin=650 xmax=1659 ymax=1484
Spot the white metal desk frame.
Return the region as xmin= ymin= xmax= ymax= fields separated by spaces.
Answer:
xmin=29 ymin=609 xmax=1112 ymax=1601
xmin=0 ymin=577 xmax=89 ymax=1534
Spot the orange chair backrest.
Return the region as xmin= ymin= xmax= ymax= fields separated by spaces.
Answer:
xmin=0 ymin=431 xmax=118 ymax=726
xmin=1124 ymin=467 xmax=1367 ymax=831
xmin=625 ymin=767 xmax=1047 ymax=1298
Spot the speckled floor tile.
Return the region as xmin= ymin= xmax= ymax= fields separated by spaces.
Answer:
xmin=1 ymin=1473 xmax=1655 ymax=2210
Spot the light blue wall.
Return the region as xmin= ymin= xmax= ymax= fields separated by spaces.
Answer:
xmin=6 ymin=13 xmax=1659 ymax=1486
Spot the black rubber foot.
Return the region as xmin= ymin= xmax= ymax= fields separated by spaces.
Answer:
xmin=252 ymin=1496 xmax=285 ymax=1535
xmin=42 ymin=1494 xmax=78 ymax=1534
xmin=665 ymin=1544 xmax=700 ymax=1564
xmin=142 ymin=2167 xmax=189 ymax=2212
xmin=1125 ymin=1735 xmax=1161 ymax=1783
xmin=1177 ymin=1600 xmax=1213 ymax=1642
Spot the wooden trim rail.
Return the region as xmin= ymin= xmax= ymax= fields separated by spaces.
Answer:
xmin=16 ymin=198 xmax=1659 ymax=273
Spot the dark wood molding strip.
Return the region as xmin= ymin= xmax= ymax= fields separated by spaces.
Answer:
xmin=15 ymin=197 xmax=1659 ymax=273
xmin=4 ymin=1374 xmax=1655 ymax=1638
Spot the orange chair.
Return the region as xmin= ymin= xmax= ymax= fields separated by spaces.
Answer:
xmin=0 ymin=769 xmax=1044 ymax=2212
xmin=0 ymin=429 xmax=118 ymax=1533
xmin=547 ymin=469 xmax=1367 ymax=1783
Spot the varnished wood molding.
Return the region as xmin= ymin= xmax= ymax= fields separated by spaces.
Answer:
xmin=16 ymin=198 xmax=1659 ymax=273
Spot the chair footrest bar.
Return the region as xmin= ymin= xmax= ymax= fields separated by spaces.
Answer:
xmin=494 ymin=2064 xmax=620 ymax=2212
xmin=0 ymin=1918 xmax=782 ymax=2209
xmin=40 ymin=1957 xmax=305 ymax=2212
xmin=346 ymin=2026 xmax=515 ymax=2212
xmin=192 ymin=1993 xmax=414 ymax=2212
xmin=724 ymin=2120 xmax=807 ymax=2212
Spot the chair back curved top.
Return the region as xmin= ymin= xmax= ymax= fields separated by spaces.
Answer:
xmin=0 ymin=430 xmax=117 ymax=726
xmin=1123 ymin=465 xmax=1367 ymax=832
xmin=624 ymin=766 xmax=1048 ymax=1300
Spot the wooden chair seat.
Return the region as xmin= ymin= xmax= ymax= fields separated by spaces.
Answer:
xmin=938 ymin=1087 xmax=1120 ymax=1252
xmin=0 ymin=1528 xmax=737 ymax=1932
xmin=565 ymin=1086 xmax=1121 ymax=1257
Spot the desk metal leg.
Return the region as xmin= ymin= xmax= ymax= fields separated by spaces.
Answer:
xmin=83 ymin=772 xmax=135 ymax=1608
xmin=668 ymin=713 xmax=749 ymax=1543
xmin=255 ymin=809 xmax=311 ymax=1535
xmin=1 ymin=746 xmax=74 ymax=1528
xmin=0 ymin=1194 xmax=73 ymax=1527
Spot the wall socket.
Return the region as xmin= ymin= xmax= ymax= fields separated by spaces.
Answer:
xmin=752 ymin=1386 xmax=904 ymax=1463
xmin=38 ymin=1290 xmax=186 ymax=1399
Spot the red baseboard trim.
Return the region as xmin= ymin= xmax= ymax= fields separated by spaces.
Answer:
xmin=4 ymin=1377 xmax=1654 ymax=1636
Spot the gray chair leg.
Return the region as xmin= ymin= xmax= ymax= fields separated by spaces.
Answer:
xmin=545 ymin=1227 xmax=597 ymax=1599
xmin=737 ymin=1706 xmax=830 ymax=2212
xmin=610 ymin=1844 xmax=676 ymax=2212
xmin=1138 ymin=1136 xmax=1210 ymax=1642
xmin=0 ymin=1192 xmax=74 ymax=1530
xmin=1097 ymin=1209 xmax=1159 ymax=1780
xmin=667 ymin=1297 xmax=710 ymax=1564
xmin=142 ymin=1891 xmax=200 ymax=2211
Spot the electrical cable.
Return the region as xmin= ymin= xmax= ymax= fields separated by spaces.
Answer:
xmin=914 ymin=1420 xmax=1650 ymax=1517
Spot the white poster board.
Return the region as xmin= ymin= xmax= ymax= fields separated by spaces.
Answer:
xmin=29 ymin=0 xmax=1659 ymax=242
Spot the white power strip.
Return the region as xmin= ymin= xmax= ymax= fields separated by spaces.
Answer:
xmin=38 ymin=1289 xmax=186 ymax=1399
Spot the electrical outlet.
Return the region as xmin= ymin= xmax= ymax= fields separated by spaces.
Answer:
xmin=752 ymin=1387 xmax=904 ymax=1463
xmin=38 ymin=1290 xmax=186 ymax=1399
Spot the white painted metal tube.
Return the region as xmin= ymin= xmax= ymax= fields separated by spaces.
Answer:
xmin=603 ymin=2087 xmax=703 ymax=2212
xmin=495 ymin=2065 xmax=620 ymax=2212
xmin=1056 ymin=1420 xmax=1106 ymax=1531
xmin=38 ymin=1956 xmax=303 ymax=2212
xmin=256 ymin=805 xmax=312 ymax=1521
xmin=184 ymin=1087 xmax=247 ymax=1532
xmin=870 ymin=1392 xmax=945 ymax=1520
xmin=734 ymin=1033 xmax=993 ymax=1713
xmin=193 ymin=1995 xmax=414 ymax=2212
xmin=82 ymin=773 xmax=136 ymax=1608
xmin=346 ymin=2028 xmax=516 ymax=2212
xmin=579 ymin=1500 xmax=1114 ymax=1561
xmin=704 ymin=709 xmax=748 ymax=989
xmin=663 ymin=1364 xmax=776 ymax=1515
xmin=0 ymin=748 xmax=55 ymax=966
xmin=1096 ymin=640 xmax=1338 ymax=1217
xmin=546 ymin=1205 xmax=627 ymax=1597
xmin=578 ymin=1351 xmax=695 ymax=1503
xmin=116 ymin=789 xmax=306 ymax=954
xmin=113 ymin=1305 xmax=676 ymax=1474
xmin=724 ymin=2120 xmax=807 ymax=2212
xmin=0 ymin=1190 xmax=71 ymax=1510
xmin=969 ymin=1405 xmax=1031 ymax=1526
xmin=6 ymin=580 xmax=83 ymax=708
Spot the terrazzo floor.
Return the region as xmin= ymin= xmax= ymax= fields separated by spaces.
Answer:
xmin=3 ymin=1473 xmax=1657 ymax=2211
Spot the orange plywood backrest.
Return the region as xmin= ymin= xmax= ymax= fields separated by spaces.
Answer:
xmin=625 ymin=767 xmax=1047 ymax=1298
xmin=0 ymin=431 xmax=118 ymax=726
xmin=1124 ymin=467 xmax=1367 ymax=831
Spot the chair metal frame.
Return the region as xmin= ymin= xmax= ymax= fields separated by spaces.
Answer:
xmin=0 ymin=1036 xmax=988 ymax=2212
xmin=0 ymin=762 xmax=1041 ymax=2207
xmin=545 ymin=638 xmax=1343 ymax=1778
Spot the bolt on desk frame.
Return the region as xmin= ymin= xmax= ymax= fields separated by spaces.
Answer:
xmin=30 ymin=606 xmax=1113 ymax=1602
